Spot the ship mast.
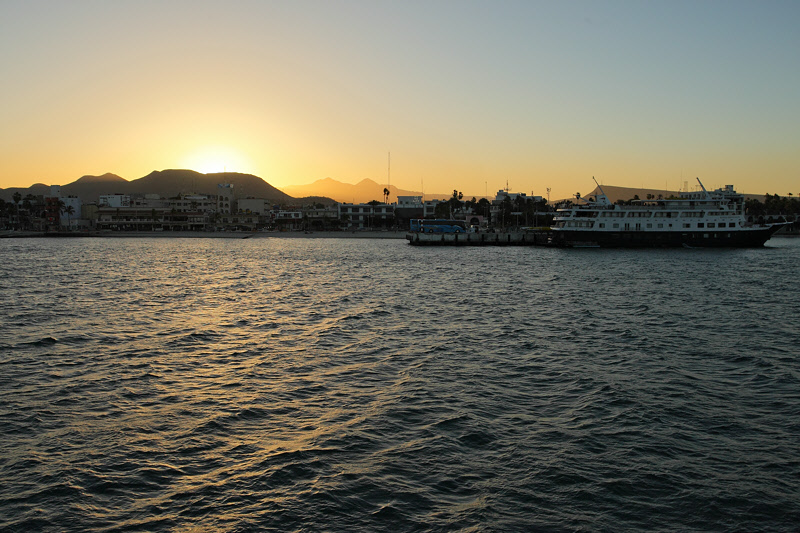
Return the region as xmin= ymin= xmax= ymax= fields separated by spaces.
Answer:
xmin=591 ymin=176 xmax=612 ymax=207
xmin=592 ymin=176 xmax=607 ymax=197
xmin=696 ymin=177 xmax=711 ymax=198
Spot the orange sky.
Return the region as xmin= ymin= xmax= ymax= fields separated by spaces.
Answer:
xmin=1 ymin=1 xmax=798 ymax=200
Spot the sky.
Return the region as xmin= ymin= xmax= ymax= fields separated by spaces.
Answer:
xmin=1 ymin=0 xmax=798 ymax=200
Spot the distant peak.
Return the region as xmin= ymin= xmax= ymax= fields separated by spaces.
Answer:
xmin=76 ymin=173 xmax=126 ymax=183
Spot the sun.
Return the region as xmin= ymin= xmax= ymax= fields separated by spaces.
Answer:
xmin=180 ymin=146 xmax=253 ymax=175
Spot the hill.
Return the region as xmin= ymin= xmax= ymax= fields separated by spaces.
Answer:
xmin=585 ymin=185 xmax=675 ymax=204
xmin=61 ymin=173 xmax=128 ymax=200
xmin=1 ymin=170 xmax=334 ymax=205
xmin=282 ymin=177 xmax=452 ymax=203
xmin=584 ymin=184 xmax=767 ymax=204
xmin=0 ymin=183 xmax=51 ymax=201
xmin=131 ymin=170 xmax=294 ymax=204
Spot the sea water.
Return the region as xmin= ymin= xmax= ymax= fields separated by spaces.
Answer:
xmin=1 ymin=237 xmax=799 ymax=531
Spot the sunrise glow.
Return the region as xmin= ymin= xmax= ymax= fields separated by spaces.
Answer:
xmin=179 ymin=147 xmax=254 ymax=176
xmin=1 ymin=2 xmax=798 ymax=199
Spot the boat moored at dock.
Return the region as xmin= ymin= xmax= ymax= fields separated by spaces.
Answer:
xmin=550 ymin=179 xmax=787 ymax=248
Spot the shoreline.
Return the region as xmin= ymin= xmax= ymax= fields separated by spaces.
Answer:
xmin=3 ymin=229 xmax=797 ymax=241
xmin=0 ymin=230 xmax=408 ymax=240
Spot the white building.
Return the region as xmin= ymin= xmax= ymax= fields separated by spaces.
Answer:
xmin=99 ymin=194 xmax=131 ymax=208
xmin=397 ymin=196 xmax=423 ymax=207
xmin=169 ymin=194 xmax=214 ymax=213
xmin=274 ymin=210 xmax=303 ymax=230
xmin=217 ymin=184 xmax=234 ymax=214
xmin=338 ymin=203 xmax=395 ymax=229
xmin=237 ymin=198 xmax=270 ymax=215
xmin=61 ymin=197 xmax=82 ymax=228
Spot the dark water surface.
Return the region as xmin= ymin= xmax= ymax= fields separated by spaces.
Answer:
xmin=1 ymin=237 xmax=799 ymax=532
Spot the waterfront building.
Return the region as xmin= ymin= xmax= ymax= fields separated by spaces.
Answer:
xmin=273 ymin=210 xmax=303 ymax=230
xmin=99 ymin=194 xmax=131 ymax=208
xmin=303 ymin=205 xmax=339 ymax=230
xmin=45 ymin=185 xmax=82 ymax=230
xmin=217 ymin=184 xmax=234 ymax=214
xmin=168 ymin=194 xmax=215 ymax=214
xmin=237 ymin=198 xmax=270 ymax=215
xmin=338 ymin=203 xmax=395 ymax=229
xmin=395 ymin=196 xmax=424 ymax=228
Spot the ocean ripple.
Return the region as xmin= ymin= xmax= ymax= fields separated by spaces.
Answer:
xmin=1 ymin=237 xmax=799 ymax=531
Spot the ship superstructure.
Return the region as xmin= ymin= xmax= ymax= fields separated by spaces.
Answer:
xmin=550 ymin=179 xmax=785 ymax=247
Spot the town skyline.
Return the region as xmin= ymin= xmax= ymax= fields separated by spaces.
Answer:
xmin=2 ymin=1 xmax=798 ymax=200
xmin=5 ymin=168 xmax=788 ymax=208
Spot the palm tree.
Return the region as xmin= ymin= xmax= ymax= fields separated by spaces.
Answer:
xmin=56 ymin=200 xmax=66 ymax=229
xmin=477 ymin=197 xmax=491 ymax=225
xmin=448 ymin=190 xmax=464 ymax=218
xmin=19 ymin=196 xmax=35 ymax=230
xmin=64 ymin=205 xmax=75 ymax=231
xmin=12 ymin=192 xmax=21 ymax=229
xmin=383 ymin=187 xmax=390 ymax=204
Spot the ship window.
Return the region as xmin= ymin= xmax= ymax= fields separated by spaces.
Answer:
xmin=683 ymin=223 xmax=691 ymax=228
xmin=708 ymin=223 xmax=715 ymax=228
xmin=646 ymin=223 xmax=652 ymax=228
xmin=613 ymin=223 xmax=619 ymax=228
xmin=599 ymin=223 xmax=605 ymax=228
xmin=729 ymin=223 xmax=736 ymax=228
xmin=657 ymin=223 xmax=663 ymax=228
xmin=697 ymin=223 xmax=704 ymax=228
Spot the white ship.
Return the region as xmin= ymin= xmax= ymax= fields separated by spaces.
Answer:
xmin=550 ymin=178 xmax=786 ymax=248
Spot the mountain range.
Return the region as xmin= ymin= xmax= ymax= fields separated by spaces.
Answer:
xmin=281 ymin=177 xmax=450 ymax=204
xmin=0 ymin=170 xmax=325 ymax=205
xmin=5 ymin=171 xmax=762 ymax=206
xmin=0 ymin=170 xmax=451 ymax=205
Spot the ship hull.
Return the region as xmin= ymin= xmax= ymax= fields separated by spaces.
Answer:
xmin=550 ymin=224 xmax=785 ymax=248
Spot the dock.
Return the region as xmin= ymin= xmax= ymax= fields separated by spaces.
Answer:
xmin=406 ymin=231 xmax=551 ymax=246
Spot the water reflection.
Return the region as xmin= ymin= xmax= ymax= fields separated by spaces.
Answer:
xmin=1 ymin=238 xmax=799 ymax=531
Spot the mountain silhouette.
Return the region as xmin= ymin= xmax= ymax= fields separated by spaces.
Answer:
xmin=60 ymin=173 xmax=128 ymax=201
xmin=1 ymin=170 xmax=332 ymax=205
xmin=129 ymin=170 xmax=294 ymax=204
xmin=0 ymin=183 xmax=51 ymax=200
xmin=282 ymin=177 xmax=451 ymax=203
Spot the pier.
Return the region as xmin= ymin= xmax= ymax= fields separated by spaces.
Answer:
xmin=406 ymin=230 xmax=551 ymax=246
